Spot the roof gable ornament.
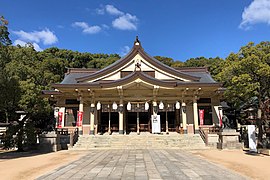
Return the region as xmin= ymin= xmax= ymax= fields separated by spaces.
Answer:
xmin=134 ymin=36 xmax=140 ymax=46
xmin=135 ymin=59 xmax=141 ymax=71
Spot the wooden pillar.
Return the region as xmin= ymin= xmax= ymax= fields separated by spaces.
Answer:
xmin=193 ymin=98 xmax=199 ymax=133
xmin=166 ymin=109 xmax=169 ymax=134
xmin=90 ymin=103 xmax=95 ymax=135
xmin=108 ymin=105 xmax=111 ymax=134
xmin=181 ymin=101 xmax=187 ymax=134
xmin=119 ymin=100 xmax=124 ymax=134
xmin=137 ymin=111 xmax=140 ymax=134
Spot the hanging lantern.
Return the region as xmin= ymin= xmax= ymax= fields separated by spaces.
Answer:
xmin=175 ymin=101 xmax=180 ymax=109
xmin=96 ymin=101 xmax=101 ymax=110
xmin=127 ymin=102 xmax=131 ymax=111
xmin=159 ymin=101 xmax=164 ymax=110
xmin=112 ymin=102 xmax=118 ymax=110
xmin=145 ymin=102 xmax=149 ymax=110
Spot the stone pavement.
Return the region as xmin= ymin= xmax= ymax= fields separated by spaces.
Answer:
xmin=37 ymin=149 xmax=248 ymax=180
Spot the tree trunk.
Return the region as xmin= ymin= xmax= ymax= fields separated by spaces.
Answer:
xmin=17 ymin=121 xmax=24 ymax=152
xmin=4 ymin=110 xmax=9 ymax=124
xmin=257 ymin=101 xmax=264 ymax=148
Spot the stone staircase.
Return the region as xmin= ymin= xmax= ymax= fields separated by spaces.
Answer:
xmin=71 ymin=132 xmax=208 ymax=150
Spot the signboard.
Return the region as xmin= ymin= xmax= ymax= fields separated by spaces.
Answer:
xmin=58 ymin=112 xmax=63 ymax=128
xmin=248 ymin=125 xmax=257 ymax=152
xmin=199 ymin=109 xmax=204 ymax=125
xmin=151 ymin=115 xmax=161 ymax=134
xmin=77 ymin=111 xmax=83 ymax=127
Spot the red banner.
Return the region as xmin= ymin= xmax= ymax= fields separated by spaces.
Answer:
xmin=199 ymin=109 xmax=204 ymax=125
xmin=77 ymin=111 xmax=83 ymax=127
xmin=58 ymin=112 xmax=63 ymax=128
xmin=219 ymin=110 xmax=222 ymax=127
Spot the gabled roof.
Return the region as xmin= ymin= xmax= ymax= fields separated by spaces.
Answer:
xmin=53 ymin=71 xmax=177 ymax=89
xmin=76 ymin=38 xmax=200 ymax=82
xmin=52 ymin=69 xmax=221 ymax=89
xmin=52 ymin=37 xmax=222 ymax=90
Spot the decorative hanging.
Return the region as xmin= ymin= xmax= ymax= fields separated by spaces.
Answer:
xmin=175 ymin=101 xmax=180 ymax=109
xmin=127 ymin=102 xmax=131 ymax=111
xmin=145 ymin=102 xmax=149 ymax=110
xmin=112 ymin=102 xmax=118 ymax=110
xmin=159 ymin=101 xmax=164 ymax=110
xmin=96 ymin=101 xmax=101 ymax=110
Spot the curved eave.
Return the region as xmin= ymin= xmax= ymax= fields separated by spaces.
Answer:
xmin=99 ymin=71 xmax=177 ymax=88
xmin=75 ymin=46 xmax=139 ymax=82
xmin=176 ymin=82 xmax=223 ymax=87
xmin=41 ymin=90 xmax=62 ymax=97
xmin=53 ymin=71 xmax=178 ymax=89
xmin=138 ymin=49 xmax=200 ymax=81
xmin=75 ymin=44 xmax=200 ymax=82
xmin=41 ymin=90 xmax=62 ymax=95
xmin=52 ymin=71 xmax=222 ymax=90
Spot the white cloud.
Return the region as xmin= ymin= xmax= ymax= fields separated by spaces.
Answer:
xmin=239 ymin=0 xmax=270 ymax=29
xmin=14 ymin=39 xmax=43 ymax=51
xmin=112 ymin=13 xmax=138 ymax=30
xmin=96 ymin=7 xmax=105 ymax=15
xmin=96 ymin=4 xmax=139 ymax=31
xmin=72 ymin=22 xmax=101 ymax=34
xmin=105 ymin=5 xmax=124 ymax=16
xmin=57 ymin=25 xmax=64 ymax=29
xmin=119 ymin=45 xmax=130 ymax=57
xmin=13 ymin=28 xmax=58 ymax=45
xmin=102 ymin=24 xmax=110 ymax=29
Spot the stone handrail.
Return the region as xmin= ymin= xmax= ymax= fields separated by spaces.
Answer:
xmin=199 ymin=127 xmax=209 ymax=146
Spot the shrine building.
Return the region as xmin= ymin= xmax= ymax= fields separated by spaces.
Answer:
xmin=43 ymin=37 xmax=223 ymax=135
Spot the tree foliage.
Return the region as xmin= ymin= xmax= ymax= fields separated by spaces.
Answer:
xmin=217 ymin=42 xmax=270 ymax=146
xmin=217 ymin=42 xmax=270 ymax=108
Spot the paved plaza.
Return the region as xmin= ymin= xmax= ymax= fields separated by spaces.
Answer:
xmin=37 ymin=149 xmax=247 ymax=180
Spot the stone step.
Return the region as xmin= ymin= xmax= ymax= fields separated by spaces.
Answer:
xmin=71 ymin=133 xmax=207 ymax=150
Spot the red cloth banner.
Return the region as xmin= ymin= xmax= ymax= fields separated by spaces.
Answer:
xmin=77 ymin=111 xmax=83 ymax=127
xmin=199 ymin=109 xmax=204 ymax=125
xmin=58 ymin=112 xmax=63 ymax=128
xmin=219 ymin=110 xmax=223 ymax=127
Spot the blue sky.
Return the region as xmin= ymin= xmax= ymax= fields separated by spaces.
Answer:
xmin=1 ymin=0 xmax=270 ymax=61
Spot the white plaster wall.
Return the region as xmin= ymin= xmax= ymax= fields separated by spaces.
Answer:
xmin=155 ymin=71 xmax=175 ymax=80
xmin=103 ymin=72 xmax=121 ymax=80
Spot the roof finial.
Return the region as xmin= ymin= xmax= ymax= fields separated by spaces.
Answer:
xmin=134 ymin=36 xmax=140 ymax=45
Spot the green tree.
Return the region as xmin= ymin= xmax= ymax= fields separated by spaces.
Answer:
xmin=0 ymin=16 xmax=11 ymax=46
xmin=217 ymin=41 xmax=270 ymax=147
xmin=154 ymin=56 xmax=174 ymax=66
xmin=184 ymin=57 xmax=224 ymax=80
xmin=0 ymin=16 xmax=20 ymax=123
